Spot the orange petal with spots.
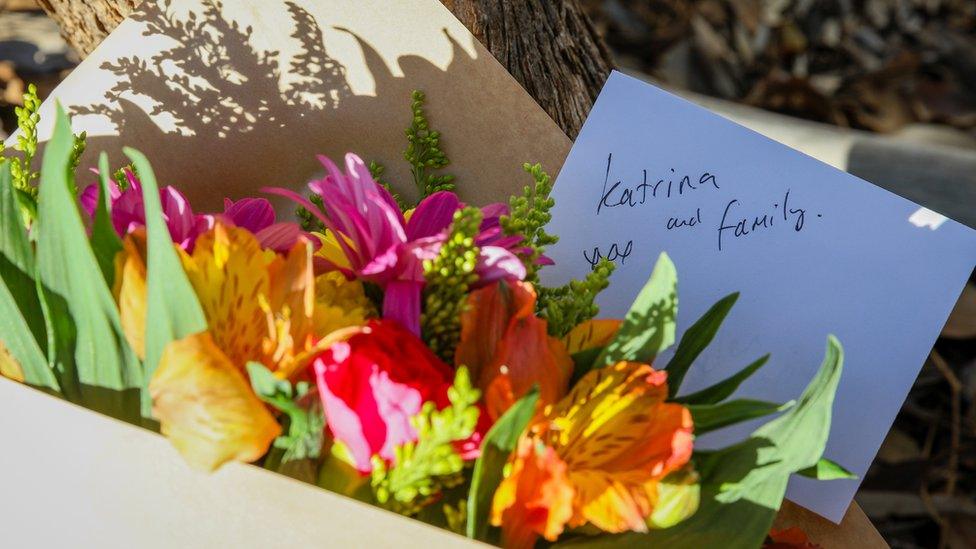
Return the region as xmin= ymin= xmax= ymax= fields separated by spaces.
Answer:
xmin=491 ymin=437 xmax=575 ymax=548
xmin=533 ymin=361 xmax=694 ymax=534
xmin=180 ymin=223 xmax=273 ymax=369
xmin=562 ymin=319 xmax=622 ymax=355
xmin=150 ymin=331 xmax=280 ymax=471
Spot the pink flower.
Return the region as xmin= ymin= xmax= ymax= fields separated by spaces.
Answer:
xmin=81 ymin=173 xmax=304 ymax=253
xmin=220 ymin=197 xmax=305 ymax=253
xmin=313 ymin=319 xmax=456 ymax=473
xmin=80 ymin=169 xmax=211 ymax=251
xmin=266 ymin=153 xmax=525 ymax=334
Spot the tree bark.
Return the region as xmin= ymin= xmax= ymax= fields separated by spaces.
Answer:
xmin=34 ymin=0 xmax=141 ymax=58
xmin=442 ymin=0 xmax=613 ymax=138
xmin=37 ymin=0 xmax=612 ymax=138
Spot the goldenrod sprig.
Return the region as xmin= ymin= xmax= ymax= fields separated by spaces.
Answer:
xmin=405 ymin=90 xmax=455 ymax=199
xmin=421 ymin=207 xmax=482 ymax=362
xmin=538 ymin=258 xmax=615 ymax=338
xmin=501 ymin=163 xmax=558 ymax=283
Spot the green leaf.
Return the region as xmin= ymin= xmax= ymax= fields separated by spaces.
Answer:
xmin=0 ymin=278 xmax=56 ymax=389
xmin=248 ymin=362 xmax=324 ymax=482
xmin=90 ymin=153 xmax=122 ymax=285
xmin=0 ymin=160 xmax=51 ymax=370
xmin=596 ymin=253 xmax=677 ymax=367
xmin=125 ymin=147 xmax=207 ymax=418
xmin=689 ymin=399 xmax=793 ymax=435
xmin=665 ymin=292 xmax=738 ymax=397
xmin=560 ymin=336 xmax=844 ymax=549
xmin=466 ymin=387 xmax=540 ymax=541
xmin=34 ymin=106 xmax=142 ymax=419
xmin=797 ymin=457 xmax=857 ymax=481
xmin=675 ymin=355 xmax=770 ymax=405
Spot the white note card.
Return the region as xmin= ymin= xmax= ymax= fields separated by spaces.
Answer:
xmin=543 ymin=71 xmax=976 ymax=522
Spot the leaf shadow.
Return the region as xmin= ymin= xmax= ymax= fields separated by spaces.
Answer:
xmin=63 ymin=0 xmax=491 ymax=210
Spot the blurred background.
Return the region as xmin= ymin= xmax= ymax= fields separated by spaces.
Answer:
xmin=1 ymin=1 xmax=974 ymax=547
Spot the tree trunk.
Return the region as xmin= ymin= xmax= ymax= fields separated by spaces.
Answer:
xmin=442 ymin=0 xmax=613 ymax=138
xmin=37 ymin=0 xmax=612 ymax=138
xmin=34 ymin=0 xmax=141 ymax=58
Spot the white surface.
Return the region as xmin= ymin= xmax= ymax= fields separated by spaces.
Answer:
xmin=0 ymin=378 xmax=481 ymax=548
xmin=543 ymin=71 xmax=976 ymax=523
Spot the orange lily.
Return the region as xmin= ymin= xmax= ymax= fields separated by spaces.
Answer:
xmin=455 ymin=280 xmax=572 ymax=421
xmin=116 ymin=222 xmax=372 ymax=471
xmin=491 ymin=361 xmax=694 ymax=547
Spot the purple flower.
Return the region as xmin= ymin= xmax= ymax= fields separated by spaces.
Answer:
xmin=265 ymin=153 xmax=526 ymax=335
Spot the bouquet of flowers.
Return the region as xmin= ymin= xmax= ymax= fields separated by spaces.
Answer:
xmin=0 ymin=87 xmax=851 ymax=548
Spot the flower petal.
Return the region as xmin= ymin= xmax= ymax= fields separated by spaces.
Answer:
xmin=223 ymin=197 xmax=275 ymax=233
xmin=491 ymin=437 xmax=575 ymax=548
xmin=113 ymin=230 xmax=149 ymax=359
xmin=473 ymin=246 xmax=527 ymax=287
xmin=382 ymin=279 xmax=423 ymax=336
xmin=456 ymin=280 xmax=536 ymax=382
xmin=405 ymin=191 xmax=459 ymax=240
xmin=149 ymin=332 xmax=281 ymax=471
xmin=562 ymin=319 xmax=623 ymax=355
xmin=457 ymin=281 xmax=571 ymax=420
xmin=180 ymin=223 xmax=272 ymax=368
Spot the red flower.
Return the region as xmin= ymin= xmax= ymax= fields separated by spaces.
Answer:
xmin=313 ymin=319 xmax=457 ymax=473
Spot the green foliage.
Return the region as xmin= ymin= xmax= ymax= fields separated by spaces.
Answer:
xmin=665 ymin=292 xmax=738 ymax=397
xmin=501 ymin=162 xmax=558 ymax=283
xmin=296 ymin=192 xmax=325 ymax=233
xmin=34 ymin=106 xmax=142 ymax=420
xmin=126 ymin=147 xmax=208 ymax=419
xmin=443 ymin=500 xmax=469 ymax=536
xmin=595 ymin=252 xmax=677 ymax=368
xmin=538 ymin=258 xmax=615 ymax=338
xmin=369 ymin=159 xmax=408 ymax=211
xmin=561 ymin=337 xmax=846 ymax=549
xmin=405 ymin=90 xmax=455 ymax=198
xmin=371 ymin=367 xmax=481 ymax=515
xmin=421 ymin=207 xmax=482 ymax=362
xmin=90 ymin=154 xmax=123 ymax=286
xmin=9 ymin=83 xmax=41 ymax=200
xmin=247 ymin=362 xmax=325 ymax=475
xmin=0 ymin=161 xmax=55 ymax=389
xmin=0 ymin=161 xmax=50 ymax=369
xmin=797 ymin=457 xmax=856 ymax=480
xmin=466 ymin=388 xmax=540 ymax=542
xmin=112 ymin=165 xmax=134 ymax=191
xmin=675 ymin=355 xmax=770 ymax=405
xmin=688 ymin=399 xmax=793 ymax=435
